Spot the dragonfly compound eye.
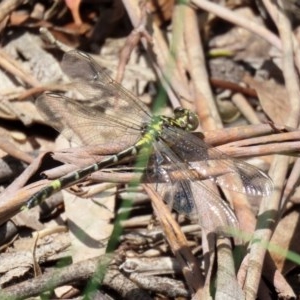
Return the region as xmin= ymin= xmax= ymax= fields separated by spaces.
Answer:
xmin=174 ymin=107 xmax=199 ymax=131
xmin=187 ymin=111 xmax=199 ymax=131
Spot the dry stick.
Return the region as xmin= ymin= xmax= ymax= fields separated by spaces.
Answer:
xmin=274 ymin=6 xmax=300 ymax=128
xmin=0 ymin=152 xmax=50 ymax=225
xmin=129 ymin=272 xmax=189 ymax=297
xmin=217 ymin=140 xmax=300 ymax=158
xmin=143 ymin=184 xmax=206 ymax=299
xmin=16 ymin=84 xmax=69 ymax=101
xmin=243 ymin=1 xmax=300 ymax=299
xmin=183 ymin=5 xmax=218 ymax=294
xmin=151 ymin=25 xmax=191 ymax=103
xmin=0 ymin=49 xmax=40 ymax=87
xmin=0 ymin=138 xmax=33 ymax=164
xmin=203 ymin=123 xmax=289 ymax=146
xmin=215 ymin=237 xmax=245 ymax=299
xmin=39 ymin=27 xmax=73 ymax=52
xmin=0 ymin=0 xmax=24 ymax=23
xmin=184 ymin=7 xmax=222 ymax=130
xmin=210 ymin=78 xmax=258 ymax=98
xmin=191 ymin=0 xmax=282 ymax=51
xmin=170 ymin=4 xmax=190 ymax=102
xmin=0 ymin=256 xmax=152 ymax=300
xmin=265 ymin=0 xmax=300 ymax=212
xmin=116 ymin=4 xmax=151 ymax=84
xmin=281 ymin=158 xmax=300 ymax=210
xmin=231 ymin=93 xmax=261 ymax=125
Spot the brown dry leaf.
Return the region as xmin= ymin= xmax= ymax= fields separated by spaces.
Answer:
xmin=270 ymin=208 xmax=300 ymax=274
xmin=244 ymin=76 xmax=290 ymax=126
xmin=64 ymin=185 xmax=115 ymax=263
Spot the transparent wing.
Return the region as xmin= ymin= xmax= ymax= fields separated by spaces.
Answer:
xmin=149 ymin=138 xmax=238 ymax=232
xmin=36 ymin=92 xmax=143 ymax=148
xmin=61 ymin=50 xmax=151 ymax=126
xmin=161 ymin=126 xmax=273 ymax=197
xmin=36 ymin=50 xmax=154 ymax=148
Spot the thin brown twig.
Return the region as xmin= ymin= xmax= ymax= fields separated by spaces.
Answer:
xmin=0 ymin=138 xmax=33 ymax=164
xmin=0 ymin=49 xmax=40 ymax=87
xmin=170 ymin=4 xmax=190 ymax=98
xmin=143 ymin=183 xmax=206 ymax=298
xmin=184 ymin=5 xmax=222 ymax=130
xmin=0 ymin=0 xmax=25 ymax=23
xmin=203 ymin=123 xmax=289 ymax=146
xmin=191 ymin=0 xmax=282 ymax=50
xmin=210 ymin=78 xmax=258 ymax=98
xmin=16 ymin=84 xmax=69 ymax=101
xmin=116 ymin=3 xmax=151 ymax=83
xmin=231 ymin=93 xmax=261 ymax=125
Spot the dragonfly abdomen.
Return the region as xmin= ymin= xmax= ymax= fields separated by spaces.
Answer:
xmin=26 ymin=144 xmax=142 ymax=209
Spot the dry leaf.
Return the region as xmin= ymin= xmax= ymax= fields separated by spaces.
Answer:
xmin=64 ymin=186 xmax=115 ymax=262
xmin=244 ymin=76 xmax=290 ymax=126
xmin=270 ymin=208 xmax=300 ymax=274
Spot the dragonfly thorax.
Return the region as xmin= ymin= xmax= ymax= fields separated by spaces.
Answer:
xmin=140 ymin=116 xmax=165 ymax=143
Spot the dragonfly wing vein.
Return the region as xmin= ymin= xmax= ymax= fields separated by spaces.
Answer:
xmin=61 ymin=50 xmax=151 ymax=124
xmin=150 ymin=137 xmax=238 ymax=232
xmin=36 ymin=93 xmax=144 ymax=147
xmin=162 ymin=126 xmax=273 ymax=197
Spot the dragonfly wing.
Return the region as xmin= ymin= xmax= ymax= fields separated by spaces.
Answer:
xmin=61 ymin=50 xmax=151 ymax=127
xmin=162 ymin=126 xmax=273 ymax=197
xmin=190 ymin=159 xmax=273 ymax=197
xmin=149 ymin=138 xmax=238 ymax=232
xmin=36 ymin=93 xmax=143 ymax=148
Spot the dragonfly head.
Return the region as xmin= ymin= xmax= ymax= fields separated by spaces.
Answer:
xmin=173 ymin=107 xmax=199 ymax=131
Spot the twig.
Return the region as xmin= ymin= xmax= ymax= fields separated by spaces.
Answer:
xmin=143 ymin=183 xmax=206 ymax=298
xmin=0 ymin=0 xmax=24 ymax=23
xmin=116 ymin=3 xmax=152 ymax=83
xmin=184 ymin=5 xmax=222 ymax=130
xmin=210 ymin=78 xmax=258 ymax=98
xmin=191 ymin=0 xmax=282 ymax=50
xmin=231 ymin=93 xmax=261 ymax=125
xmin=0 ymin=138 xmax=33 ymax=164
xmin=39 ymin=27 xmax=73 ymax=53
xmin=0 ymin=49 xmax=40 ymax=87
xmin=0 ymin=256 xmax=153 ymax=300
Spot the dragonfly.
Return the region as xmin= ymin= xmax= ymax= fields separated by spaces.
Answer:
xmin=26 ymin=50 xmax=273 ymax=232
